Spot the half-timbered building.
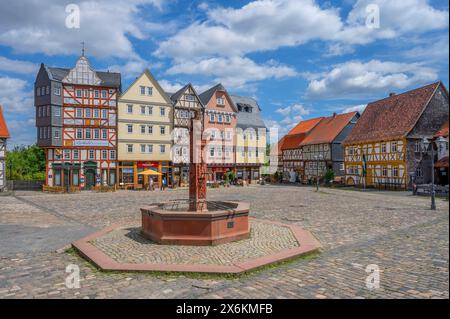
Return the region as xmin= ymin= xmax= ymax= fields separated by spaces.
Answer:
xmin=297 ymin=112 xmax=360 ymax=182
xmin=281 ymin=118 xmax=323 ymax=182
xmin=434 ymin=120 xmax=449 ymax=185
xmin=35 ymin=54 xmax=121 ymax=190
xmin=344 ymin=82 xmax=449 ymax=189
xmin=199 ymin=84 xmax=238 ymax=182
xmin=170 ymin=84 xmax=204 ymax=187
xmin=231 ymin=95 xmax=267 ymax=183
xmin=117 ymin=69 xmax=173 ymax=189
xmin=0 ymin=105 xmax=10 ymax=191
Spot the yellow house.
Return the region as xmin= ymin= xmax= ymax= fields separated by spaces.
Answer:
xmin=117 ymin=69 xmax=173 ymax=189
xmin=231 ymin=95 xmax=267 ymax=183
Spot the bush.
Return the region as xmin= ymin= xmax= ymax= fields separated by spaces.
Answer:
xmin=324 ymin=169 xmax=335 ymax=185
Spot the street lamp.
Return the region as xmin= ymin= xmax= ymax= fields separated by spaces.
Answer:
xmin=314 ymin=154 xmax=323 ymax=192
xmin=421 ymin=137 xmax=435 ymax=210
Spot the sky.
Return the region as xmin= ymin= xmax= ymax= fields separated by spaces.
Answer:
xmin=0 ymin=0 xmax=448 ymax=147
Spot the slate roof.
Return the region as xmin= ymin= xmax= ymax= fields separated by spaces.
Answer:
xmin=169 ymin=83 xmax=204 ymax=108
xmin=230 ymin=95 xmax=266 ymax=129
xmin=0 ymin=105 xmax=10 ymax=138
xmin=299 ymin=112 xmax=358 ymax=146
xmin=434 ymin=120 xmax=449 ymax=138
xmin=344 ymin=82 xmax=444 ymax=145
xmin=198 ymin=84 xmax=226 ymax=106
xmin=46 ymin=66 xmax=121 ymax=88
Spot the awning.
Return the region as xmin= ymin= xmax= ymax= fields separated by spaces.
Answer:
xmin=138 ymin=170 xmax=162 ymax=176
xmin=435 ymin=157 xmax=449 ymax=168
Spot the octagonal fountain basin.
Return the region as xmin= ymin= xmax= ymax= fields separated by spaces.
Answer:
xmin=140 ymin=201 xmax=250 ymax=246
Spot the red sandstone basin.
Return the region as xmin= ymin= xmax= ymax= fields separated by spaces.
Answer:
xmin=141 ymin=201 xmax=250 ymax=246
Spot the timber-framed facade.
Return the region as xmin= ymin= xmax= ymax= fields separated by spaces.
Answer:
xmin=0 ymin=105 xmax=9 ymax=191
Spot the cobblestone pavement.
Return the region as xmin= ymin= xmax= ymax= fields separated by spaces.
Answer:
xmin=92 ymin=221 xmax=299 ymax=266
xmin=0 ymin=185 xmax=448 ymax=299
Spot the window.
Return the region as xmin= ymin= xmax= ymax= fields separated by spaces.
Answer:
xmin=110 ymin=150 xmax=116 ymax=160
xmin=76 ymin=128 xmax=82 ymax=139
xmin=54 ymin=107 xmax=60 ymax=117
xmin=160 ymin=145 xmax=166 ymax=153
xmin=89 ymin=150 xmax=95 ymax=160
xmin=217 ymin=98 xmax=225 ymax=105
xmin=85 ymin=128 xmax=91 ymax=139
xmin=218 ymin=114 xmax=223 ymax=123
xmin=160 ymin=107 xmax=165 ymax=117
xmin=102 ymin=109 xmax=108 ymax=119
xmin=36 ymin=87 xmax=41 ymax=97
xmin=186 ymin=94 xmax=195 ymax=101
xmin=391 ymin=142 xmax=398 ymax=153
xmin=141 ymin=125 xmax=146 ymax=134
xmin=76 ymin=89 xmax=82 ymax=97
xmin=416 ymin=166 xmax=423 ymax=178
xmin=94 ymin=129 xmax=100 ymax=139
xmin=140 ymin=86 xmax=146 ymax=95
xmin=83 ymin=89 xmax=88 ymax=97
xmin=226 ymin=131 xmax=232 ymax=141
xmin=127 ymin=124 xmax=133 ymax=133
xmin=102 ymin=129 xmax=108 ymax=139
xmin=127 ymin=144 xmax=133 ymax=153
xmin=210 ymin=148 xmax=215 ymax=157
xmin=148 ymin=125 xmax=153 ymax=134
xmin=47 ymin=105 xmax=50 ymax=117
xmin=382 ymin=166 xmax=388 ymax=177
xmin=101 ymin=90 xmax=107 ymax=98
xmin=127 ymin=104 xmax=133 ymax=114
xmin=85 ymin=108 xmax=92 ymax=118
xmin=64 ymin=150 xmax=70 ymax=160
xmin=381 ymin=143 xmax=387 ymax=153
xmin=54 ymin=87 xmax=61 ymax=96
xmin=102 ymin=150 xmax=108 ymax=160
xmin=146 ymin=87 xmax=153 ymax=96
xmin=94 ymin=90 xmax=99 ymax=98
xmin=225 ymin=115 xmax=231 ymax=123
xmin=94 ymin=109 xmax=100 ymax=118
xmin=38 ymin=106 xmax=42 ymax=117
xmin=209 ymin=113 xmax=215 ymax=122
xmin=73 ymin=150 xmax=79 ymax=160
xmin=54 ymin=129 xmax=59 ymax=139
xmin=415 ymin=140 xmax=421 ymax=153
xmin=147 ymin=145 xmax=153 ymax=153
xmin=140 ymin=144 xmax=146 ymax=153
xmin=148 ymin=106 xmax=153 ymax=115
xmin=76 ymin=108 xmax=83 ymax=118
xmin=393 ymin=166 xmax=399 ymax=177
xmin=160 ymin=126 xmax=165 ymax=135
xmin=140 ymin=105 xmax=146 ymax=115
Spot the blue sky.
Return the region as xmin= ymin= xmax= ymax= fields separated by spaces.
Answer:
xmin=0 ymin=0 xmax=448 ymax=147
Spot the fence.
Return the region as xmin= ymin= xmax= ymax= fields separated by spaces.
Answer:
xmin=6 ymin=180 xmax=44 ymax=191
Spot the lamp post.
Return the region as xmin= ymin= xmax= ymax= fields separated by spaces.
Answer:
xmin=314 ymin=154 xmax=323 ymax=192
xmin=421 ymin=137 xmax=435 ymax=210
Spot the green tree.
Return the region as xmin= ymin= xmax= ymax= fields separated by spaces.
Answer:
xmin=6 ymin=145 xmax=45 ymax=181
xmin=324 ymin=169 xmax=335 ymax=185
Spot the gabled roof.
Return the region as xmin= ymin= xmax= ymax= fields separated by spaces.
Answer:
xmin=287 ymin=117 xmax=323 ymax=135
xmin=199 ymin=83 xmax=238 ymax=112
xmin=434 ymin=120 xmax=449 ymax=138
xmin=344 ymin=82 xmax=445 ymax=145
xmin=282 ymin=134 xmax=308 ymax=150
xmin=230 ymin=95 xmax=266 ymax=129
xmin=46 ymin=66 xmax=121 ymax=88
xmin=120 ymin=69 xmax=172 ymax=104
xmin=170 ymin=83 xmax=204 ymax=108
xmin=299 ymin=112 xmax=358 ymax=146
xmin=0 ymin=105 xmax=10 ymax=138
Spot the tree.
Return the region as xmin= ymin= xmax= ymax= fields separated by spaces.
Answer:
xmin=6 ymin=145 xmax=45 ymax=181
xmin=324 ymin=169 xmax=335 ymax=185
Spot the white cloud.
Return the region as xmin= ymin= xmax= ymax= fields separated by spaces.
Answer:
xmin=0 ymin=57 xmax=38 ymax=74
xmin=342 ymin=104 xmax=367 ymax=114
xmin=158 ymin=80 xmax=185 ymax=93
xmin=0 ymin=77 xmax=34 ymax=114
xmin=167 ymin=56 xmax=297 ymax=89
xmin=0 ymin=0 xmax=165 ymax=58
xmin=305 ymin=60 xmax=438 ymax=99
xmin=269 ymin=103 xmax=311 ymax=133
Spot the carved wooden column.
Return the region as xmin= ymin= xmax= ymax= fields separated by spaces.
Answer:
xmin=189 ymin=112 xmax=207 ymax=212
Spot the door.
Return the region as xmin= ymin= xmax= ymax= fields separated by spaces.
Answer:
xmin=85 ymin=169 xmax=95 ymax=190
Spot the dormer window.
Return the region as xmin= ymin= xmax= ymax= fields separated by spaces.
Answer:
xmin=186 ymin=94 xmax=195 ymax=101
xmin=217 ymin=98 xmax=225 ymax=106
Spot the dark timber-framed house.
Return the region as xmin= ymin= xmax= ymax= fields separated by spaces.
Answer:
xmin=0 ymin=105 xmax=9 ymax=191
xmin=344 ymin=82 xmax=449 ymax=189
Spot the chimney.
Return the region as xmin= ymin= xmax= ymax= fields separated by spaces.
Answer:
xmin=332 ymin=112 xmax=337 ymax=118
xmin=389 ymin=92 xmax=396 ymax=97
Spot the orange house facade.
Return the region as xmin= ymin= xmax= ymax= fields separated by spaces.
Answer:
xmin=199 ymin=84 xmax=238 ymax=182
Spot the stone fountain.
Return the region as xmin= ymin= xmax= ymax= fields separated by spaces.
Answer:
xmin=140 ymin=110 xmax=250 ymax=246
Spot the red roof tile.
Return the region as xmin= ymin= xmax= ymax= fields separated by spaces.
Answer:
xmin=288 ymin=117 xmax=323 ymax=135
xmin=299 ymin=112 xmax=358 ymax=146
xmin=434 ymin=120 xmax=449 ymax=138
xmin=344 ymin=82 xmax=443 ymax=145
xmin=282 ymin=133 xmax=307 ymax=150
xmin=0 ymin=105 xmax=10 ymax=138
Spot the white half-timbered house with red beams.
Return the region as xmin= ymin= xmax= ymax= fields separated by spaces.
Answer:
xmin=35 ymin=55 xmax=121 ymax=190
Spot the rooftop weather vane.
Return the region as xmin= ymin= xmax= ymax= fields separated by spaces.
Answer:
xmin=81 ymin=41 xmax=85 ymax=56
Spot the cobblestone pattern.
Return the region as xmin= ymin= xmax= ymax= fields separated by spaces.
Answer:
xmin=0 ymin=185 xmax=448 ymax=299
xmin=91 ymin=221 xmax=299 ymax=266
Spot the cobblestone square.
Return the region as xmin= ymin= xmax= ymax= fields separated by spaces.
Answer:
xmin=0 ymin=185 xmax=448 ymax=299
